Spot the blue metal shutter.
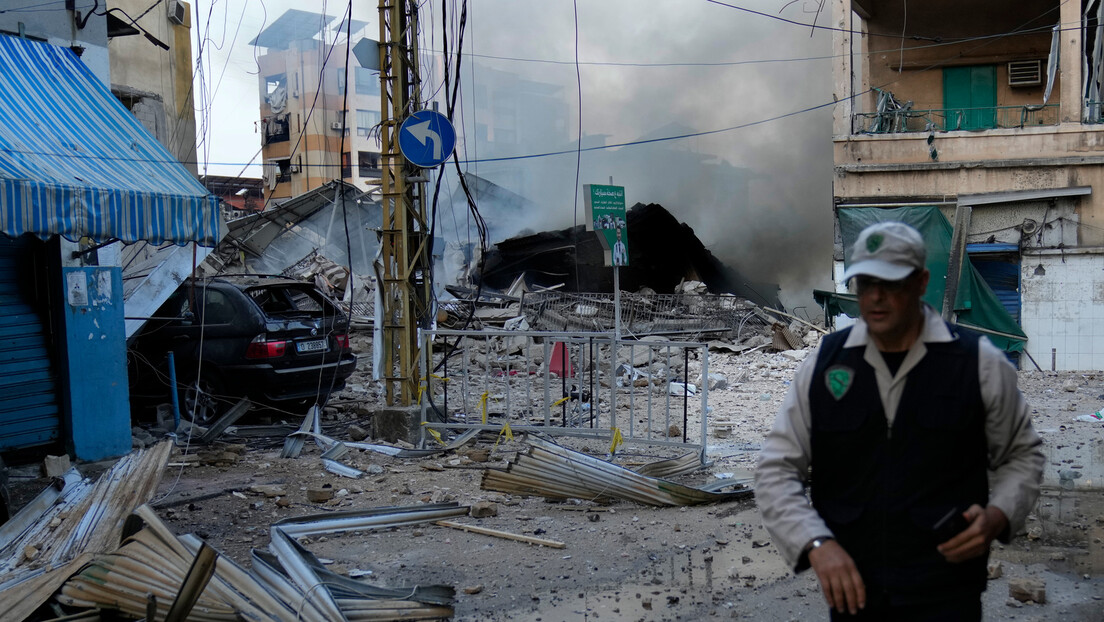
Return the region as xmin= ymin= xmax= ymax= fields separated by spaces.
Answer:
xmin=966 ymin=244 xmax=1021 ymax=324
xmin=0 ymin=236 xmax=60 ymax=450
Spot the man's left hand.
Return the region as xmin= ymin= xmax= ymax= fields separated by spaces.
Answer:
xmin=937 ymin=504 xmax=1008 ymax=563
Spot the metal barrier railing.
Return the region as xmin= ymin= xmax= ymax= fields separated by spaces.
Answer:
xmin=520 ymin=291 xmax=770 ymax=339
xmin=420 ymin=329 xmax=710 ymax=463
xmin=853 ymin=104 xmax=1059 ymax=134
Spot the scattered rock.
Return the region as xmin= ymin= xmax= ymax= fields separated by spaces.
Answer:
xmin=307 ymin=488 xmax=334 ymax=503
xmin=347 ymin=424 xmax=369 ymax=441
xmin=467 ymin=449 xmax=491 ymax=463
xmin=470 ymin=501 xmax=498 ymax=518
xmin=667 ymin=425 xmax=682 ymax=438
xmin=42 ymin=454 xmax=71 ymax=478
xmin=1062 ymin=379 xmax=1078 ymax=392
xmin=462 ymin=585 xmax=484 ymax=595
xmin=366 ymin=464 xmax=384 ymax=475
xmin=250 ymin=485 xmax=286 ymax=498
xmin=23 ymin=545 xmax=38 ymax=562
xmin=1008 ymin=577 xmax=1046 ymax=603
xmin=987 ymin=561 xmax=1003 ymax=579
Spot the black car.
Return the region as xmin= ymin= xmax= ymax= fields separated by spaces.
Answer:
xmin=128 ymin=275 xmax=357 ymax=425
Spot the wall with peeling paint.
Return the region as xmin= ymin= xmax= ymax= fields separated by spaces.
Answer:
xmin=58 ymin=268 xmax=131 ymax=460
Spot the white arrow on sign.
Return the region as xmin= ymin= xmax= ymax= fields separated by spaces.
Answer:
xmin=405 ymin=120 xmax=441 ymax=161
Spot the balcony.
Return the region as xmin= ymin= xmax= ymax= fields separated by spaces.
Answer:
xmin=854 ymin=104 xmax=1059 ymax=135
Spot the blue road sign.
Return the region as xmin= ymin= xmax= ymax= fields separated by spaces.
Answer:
xmin=399 ymin=110 xmax=456 ymax=168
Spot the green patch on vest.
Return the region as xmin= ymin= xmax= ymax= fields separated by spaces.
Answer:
xmin=825 ymin=365 xmax=854 ymax=401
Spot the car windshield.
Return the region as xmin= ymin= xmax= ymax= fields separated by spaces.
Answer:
xmin=247 ymin=285 xmax=331 ymax=319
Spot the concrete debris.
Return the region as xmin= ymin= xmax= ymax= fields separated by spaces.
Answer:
xmin=250 ymin=485 xmax=287 ymax=498
xmin=697 ymin=372 xmax=729 ymax=390
xmin=1008 ymin=577 xmax=1046 ymax=603
xmin=42 ymin=455 xmax=70 ymax=478
xmin=988 ymin=560 xmax=1004 ymax=579
xmin=347 ymin=424 xmax=370 ymax=441
xmin=469 ymin=501 xmax=499 ymax=518
xmin=307 ymin=487 xmax=335 ymax=503
xmin=668 ymin=382 xmax=697 ymax=396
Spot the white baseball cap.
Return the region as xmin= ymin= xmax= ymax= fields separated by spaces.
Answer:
xmin=842 ymin=221 xmax=927 ymax=282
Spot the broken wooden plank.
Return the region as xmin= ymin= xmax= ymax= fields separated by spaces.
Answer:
xmin=434 ymin=520 xmax=566 ymax=549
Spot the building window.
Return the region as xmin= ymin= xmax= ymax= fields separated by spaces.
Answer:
xmin=264 ymin=113 xmax=289 ymax=145
xmin=337 ymin=68 xmax=346 ymax=95
xmin=341 ymin=152 xmax=352 ymax=179
xmin=358 ymin=151 xmax=380 ymax=177
xmin=264 ymin=73 xmax=288 ymax=113
xmin=356 ymin=109 xmax=381 ymax=136
xmin=265 ymin=158 xmax=292 ymax=188
xmin=355 ymin=67 xmax=379 ymax=95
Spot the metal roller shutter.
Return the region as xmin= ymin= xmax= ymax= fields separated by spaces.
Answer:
xmin=0 ymin=236 xmax=60 ymax=450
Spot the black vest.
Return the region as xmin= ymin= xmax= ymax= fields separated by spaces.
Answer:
xmin=809 ymin=325 xmax=989 ymax=602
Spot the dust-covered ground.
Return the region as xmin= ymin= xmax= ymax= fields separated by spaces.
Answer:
xmin=12 ymin=329 xmax=1104 ymax=621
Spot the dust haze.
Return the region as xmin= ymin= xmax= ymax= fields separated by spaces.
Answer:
xmin=433 ymin=0 xmax=835 ymax=310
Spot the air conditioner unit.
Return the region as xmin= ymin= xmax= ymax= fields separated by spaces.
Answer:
xmin=1008 ymin=60 xmax=1043 ymax=87
xmin=167 ymin=0 xmax=186 ymax=25
xmin=330 ymin=121 xmax=343 ymax=130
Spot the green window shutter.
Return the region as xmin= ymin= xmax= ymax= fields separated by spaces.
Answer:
xmin=943 ymin=65 xmax=997 ymax=130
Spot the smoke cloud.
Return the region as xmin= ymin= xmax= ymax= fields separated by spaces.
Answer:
xmin=434 ymin=0 xmax=835 ymax=311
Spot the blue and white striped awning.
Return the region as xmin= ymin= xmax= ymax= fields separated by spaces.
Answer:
xmin=0 ymin=35 xmax=220 ymax=246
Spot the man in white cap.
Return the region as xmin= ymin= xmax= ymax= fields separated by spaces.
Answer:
xmin=754 ymin=221 xmax=1043 ymax=620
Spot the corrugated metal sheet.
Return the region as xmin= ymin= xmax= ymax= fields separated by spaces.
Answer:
xmin=0 ymin=236 xmax=59 ymax=450
xmin=0 ymin=36 xmax=219 ymax=246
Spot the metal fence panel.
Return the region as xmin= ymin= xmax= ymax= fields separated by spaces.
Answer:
xmin=421 ymin=329 xmax=710 ymax=463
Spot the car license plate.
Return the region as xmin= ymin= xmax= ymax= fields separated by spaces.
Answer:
xmin=296 ymin=339 xmax=326 ymax=353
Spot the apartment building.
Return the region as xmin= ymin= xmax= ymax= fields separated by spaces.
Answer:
xmin=252 ymin=9 xmax=382 ymax=205
xmin=830 ymin=0 xmax=1104 ymax=370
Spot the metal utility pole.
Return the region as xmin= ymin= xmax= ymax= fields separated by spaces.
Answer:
xmin=378 ymin=0 xmax=431 ymax=405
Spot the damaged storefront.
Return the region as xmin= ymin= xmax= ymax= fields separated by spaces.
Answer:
xmin=0 ymin=36 xmax=220 ymax=460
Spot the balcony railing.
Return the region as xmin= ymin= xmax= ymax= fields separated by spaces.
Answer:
xmin=1085 ymin=101 xmax=1104 ymax=124
xmin=854 ymin=104 xmax=1059 ymax=134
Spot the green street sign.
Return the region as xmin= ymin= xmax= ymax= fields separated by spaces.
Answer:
xmin=584 ymin=184 xmax=628 ymax=267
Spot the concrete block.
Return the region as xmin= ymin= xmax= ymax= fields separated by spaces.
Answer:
xmin=43 ymin=455 xmax=71 ymax=478
xmin=371 ymin=406 xmax=421 ymax=443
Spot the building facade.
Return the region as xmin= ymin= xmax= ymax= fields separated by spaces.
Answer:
xmin=831 ymin=0 xmax=1104 ymax=370
xmin=0 ymin=1 xmax=217 ymax=460
xmin=253 ymin=10 xmax=383 ymax=205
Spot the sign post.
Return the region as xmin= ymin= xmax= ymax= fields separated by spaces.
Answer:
xmin=584 ymin=183 xmax=628 ymax=342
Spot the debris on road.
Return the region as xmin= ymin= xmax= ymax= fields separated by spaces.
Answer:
xmin=481 ymin=436 xmax=753 ymax=506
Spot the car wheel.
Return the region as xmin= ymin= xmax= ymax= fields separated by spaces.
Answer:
xmin=179 ymin=373 xmax=226 ymax=427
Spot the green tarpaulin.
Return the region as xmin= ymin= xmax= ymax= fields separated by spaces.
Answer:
xmin=818 ymin=206 xmax=1026 ymax=353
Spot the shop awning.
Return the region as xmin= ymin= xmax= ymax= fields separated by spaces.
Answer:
xmin=0 ymin=36 xmax=220 ymax=246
